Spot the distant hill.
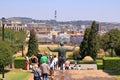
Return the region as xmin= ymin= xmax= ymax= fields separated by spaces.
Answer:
xmin=6 ymin=17 xmax=120 ymax=29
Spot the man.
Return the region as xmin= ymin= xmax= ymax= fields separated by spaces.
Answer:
xmin=47 ymin=42 xmax=76 ymax=70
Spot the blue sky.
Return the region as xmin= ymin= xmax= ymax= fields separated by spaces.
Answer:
xmin=0 ymin=0 xmax=120 ymax=22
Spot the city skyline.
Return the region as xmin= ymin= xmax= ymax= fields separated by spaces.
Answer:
xmin=0 ymin=0 xmax=120 ymax=22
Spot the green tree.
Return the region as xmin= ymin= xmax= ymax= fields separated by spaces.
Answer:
xmin=27 ymin=29 xmax=38 ymax=57
xmin=100 ymin=29 xmax=120 ymax=56
xmin=88 ymin=21 xmax=99 ymax=61
xmin=0 ymin=40 xmax=12 ymax=67
xmin=0 ymin=28 xmax=26 ymax=54
xmin=79 ymin=28 xmax=91 ymax=59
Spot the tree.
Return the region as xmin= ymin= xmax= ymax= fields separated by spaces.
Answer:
xmin=0 ymin=40 xmax=12 ymax=67
xmin=27 ymin=29 xmax=39 ymax=57
xmin=79 ymin=28 xmax=91 ymax=59
xmin=100 ymin=29 xmax=120 ymax=56
xmin=0 ymin=39 xmax=12 ymax=80
xmin=0 ymin=28 xmax=26 ymax=54
xmin=88 ymin=21 xmax=99 ymax=61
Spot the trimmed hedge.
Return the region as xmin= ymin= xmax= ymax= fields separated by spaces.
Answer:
xmin=103 ymin=57 xmax=120 ymax=70
xmin=14 ymin=57 xmax=26 ymax=69
xmin=96 ymin=60 xmax=103 ymax=69
xmin=97 ymin=63 xmax=103 ymax=69
xmin=69 ymin=60 xmax=96 ymax=64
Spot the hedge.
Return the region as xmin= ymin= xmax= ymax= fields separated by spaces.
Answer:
xmin=69 ymin=60 xmax=96 ymax=64
xmin=14 ymin=57 xmax=26 ymax=69
xmin=97 ymin=63 xmax=103 ymax=69
xmin=103 ymin=57 xmax=120 ymax=70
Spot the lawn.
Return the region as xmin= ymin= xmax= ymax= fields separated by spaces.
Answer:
xmin=0 ymin=69 xmax=31 ymax=80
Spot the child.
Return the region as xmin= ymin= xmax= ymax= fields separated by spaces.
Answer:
xmin=65 ymin=59 xmax=70 ymax=70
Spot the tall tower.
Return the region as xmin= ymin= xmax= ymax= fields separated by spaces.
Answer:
xmin=55 ymin=10 xmax=57 ymax=21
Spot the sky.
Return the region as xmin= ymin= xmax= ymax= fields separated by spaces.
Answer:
xmin=0 ymin=0 xmax=120 ymax=22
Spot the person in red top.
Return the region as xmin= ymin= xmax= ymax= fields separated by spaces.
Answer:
xmin=65 ymin=59 xmax=70 ymax=70
xmin=25 ymin=60 xmax=29 ymax=70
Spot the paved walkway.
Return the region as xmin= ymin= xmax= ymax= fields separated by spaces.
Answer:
xmin=54 ymin=70 xmax=116 ymax=80
xmin=27 ymin=70 xmax=116 ymax=80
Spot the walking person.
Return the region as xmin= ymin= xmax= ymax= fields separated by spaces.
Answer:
xmin=40 ymin=57 xmax=50 ymax=80
xmin=30 ymin=64 xmax=41 ymax=80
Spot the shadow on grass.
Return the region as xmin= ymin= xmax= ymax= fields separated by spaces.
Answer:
xmin=0 ymin=69 xmax=11 ymax=74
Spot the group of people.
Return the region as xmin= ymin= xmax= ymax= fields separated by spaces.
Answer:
xmin=25 ymin=42 xmax=77 ymax=80
xmin=25 ymin=53 xmax=59 ymax=80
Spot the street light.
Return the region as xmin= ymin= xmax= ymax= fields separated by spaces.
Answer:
xmin=1 ymin=17 xmax=5 ymax=80
xmin=2 ymin=17 xmax=5 ymax=41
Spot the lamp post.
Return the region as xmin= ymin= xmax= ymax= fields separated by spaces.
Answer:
xmin=2 ymin=17 xmax=5 ymax=41
xmin=1 ymin=17 xmax=5 ymax=80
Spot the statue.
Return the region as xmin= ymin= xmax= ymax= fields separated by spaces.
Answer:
xmin=47 ymin=42 xmax=76 ymax=69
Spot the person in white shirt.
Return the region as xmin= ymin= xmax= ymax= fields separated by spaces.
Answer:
xmin=49 ymin=57 xmax=55 ymax=77
xmin=53 ymin=55 xmax=58 ymax=70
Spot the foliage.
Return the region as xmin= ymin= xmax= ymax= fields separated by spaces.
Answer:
xmin=79 ymin=28 xmax=91 ymax=59
xmin=14 ymin=57 xmax=26 ymax=69
xmin=72 ymin=49 xmax=81 ymax=60
xmin=100 ymin=29 xmax=120 ymax=56
xmin=0 ymin=28 xmax=26 ymax=54
xmin=88 ymin=21 xmax=99 ymax=61
xmin=103 ymin=57 xmax=120 ymax=70
xmin=0 ymin=40 xmax=12 ymax=67
xmin=27 ymin=29 xmax=39 ymax=57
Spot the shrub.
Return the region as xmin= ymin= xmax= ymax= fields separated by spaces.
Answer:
xmin=14 ymin=57 xmax=26 ymax=69
xmin=97 ymin=62 xmax=103 ymax=69
xmin=103 ymin=57 xmax=120 ymax=70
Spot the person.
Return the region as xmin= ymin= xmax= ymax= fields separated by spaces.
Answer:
xmin=53 ymin=55 xmax=58 ymax=70
xmin=30 ymin=64 xmax=41 ymax=80
xmin=36 ymin=53 xmax=42 ymax=67
xmin=25 ymin=55 xmax=29 ymax=70
xmin=40 ymin=60 xmax=50 ymax=80
xmin=25 ymin=60 xmax=29 ymax=70
xmin=49 ymin=56 xmax=55 ymax=77
xmin=65 ymin=59 xmax=70 ymax=70
xmin=77 ymin=65 xmax=81 ymax=70
xmin=47 ymin=42 xmax=76 ymax=70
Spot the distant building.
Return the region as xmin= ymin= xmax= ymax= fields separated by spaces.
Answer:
xmin=36 ymin=30 xmax=52 ymax=44
xmin=96 ymin=23 xmax=102 ymax=32
xmin=0 ymin=20 xmax=27 ymax=31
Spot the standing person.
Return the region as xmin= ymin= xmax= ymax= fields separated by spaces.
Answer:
xmin=37 ymin=53 xmax=42 ymax=67
xmin=65 ymin=59 xmax=70 ymax=70
xmin=53 ymin=55 xmax=58 ymax=70
xmin=47 ymin=42 xmax=76 ymax=70
xmin=30 ymin=64 xmax=41 ymax=80
xmin=49 ymin=56 xmax=55 ymax=77
xmin=40 ymin=61 xmax=50 ymax=80
xmin=25 ymin=55 xmax=29 ymax=70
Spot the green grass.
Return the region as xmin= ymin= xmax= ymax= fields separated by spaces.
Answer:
xmin=0 ymin=69 xmax=31 ymax=80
